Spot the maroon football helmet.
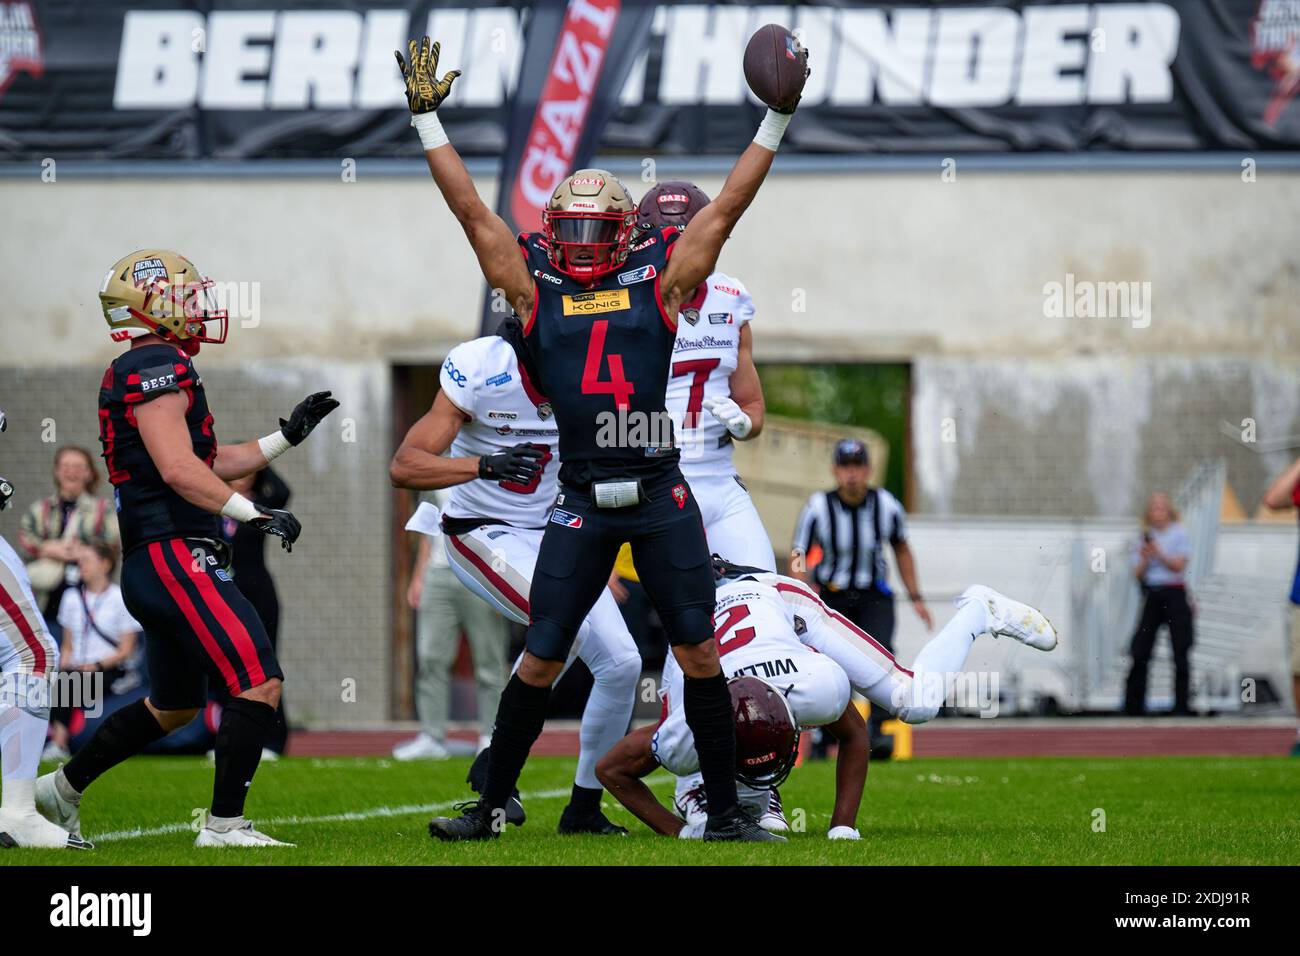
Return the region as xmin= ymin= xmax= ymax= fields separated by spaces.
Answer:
xmin=636 ymin=180 xmax=712 ymax=233
xmin=729 ymin=675 xmax=800 ymax=790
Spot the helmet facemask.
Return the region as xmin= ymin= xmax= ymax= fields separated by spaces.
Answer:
xmin=541 ymin=170 xmax=637 ymax=282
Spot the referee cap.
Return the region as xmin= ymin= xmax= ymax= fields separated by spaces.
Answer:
xmin=833 ymin=438 xmax=869 ymax=466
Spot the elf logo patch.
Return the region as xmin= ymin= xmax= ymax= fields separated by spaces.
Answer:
xmin=551 ymin=508 xmax=583 ymax=528
xmin=562 ymin=289 xmax=630 ymax=316
xmin=708 ymin=312 xmax=732 ymax=324
xmin=672 ymin=483 xmax=689 ymax=509
xmin=617 ymin=264 xmax=656 ymax=286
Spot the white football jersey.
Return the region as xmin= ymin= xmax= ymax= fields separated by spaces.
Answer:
xmin=658 ymin=573 xmax=850 ymax=754
xmin=666 ymin=272 xmax=754 ymax=478
xmin=440 ymin=336 xmax=560 ymax=529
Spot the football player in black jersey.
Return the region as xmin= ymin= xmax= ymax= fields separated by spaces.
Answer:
xmin=34 ymin=250 xmax=338 ymax=848
xmin=396 ymin=36 xmax=804 ymax=842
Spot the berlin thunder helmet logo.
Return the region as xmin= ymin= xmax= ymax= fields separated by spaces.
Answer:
xmin=0 ymin=1 xmax=43 ymax=100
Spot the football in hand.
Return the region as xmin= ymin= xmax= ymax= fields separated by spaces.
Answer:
xmin=743 ymin=24 xmax=809 ymax=113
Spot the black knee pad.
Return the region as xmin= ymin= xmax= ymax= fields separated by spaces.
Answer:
xmin=524 ymin=618 xmax=579 ymax=663
xmin=660 ymin=604 xmax=716 ymax=647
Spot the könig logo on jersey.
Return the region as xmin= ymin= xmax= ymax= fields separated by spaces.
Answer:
xmin=562 ymin=289 xmax=630 ymax=316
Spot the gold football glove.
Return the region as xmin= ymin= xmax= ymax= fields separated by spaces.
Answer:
xmin=395 ymin=36 xmax=461 ymax=114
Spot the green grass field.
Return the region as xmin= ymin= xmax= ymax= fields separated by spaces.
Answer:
xmin=4 ymin=755 xmax=1297 ymax=865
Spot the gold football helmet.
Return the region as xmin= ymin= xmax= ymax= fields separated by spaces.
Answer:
xmin=98 ymin=249 xmax=227 ymax=354
xmin=541 ymin=169 xmax=637 ymax=282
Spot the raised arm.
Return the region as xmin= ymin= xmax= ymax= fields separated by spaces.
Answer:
xmin=397 ymin=37 xmax=534 ymax=318
xmin=1263 ymin=457 xmax=1300 ymax=510
xmin=661 ymin=142 xmax=778 ymax=312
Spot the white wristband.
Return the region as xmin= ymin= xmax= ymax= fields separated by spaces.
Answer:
xmin=411 ymin=112 xmax=449 ymax=151
xmin=753 ymin=109 xmax=792 ymax=152
xmin=221 ymin=492 xmax=260 ymax=523
xmin=258 ymin=430 xmax=292 ymax=464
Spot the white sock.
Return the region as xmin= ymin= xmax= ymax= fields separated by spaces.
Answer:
xmin=902 ymin=600 xmax=988 ymax=719
xmin=1 ymin=691 xmax=51 ymax=812
xmin=575 ymin=669 xmax=637 ymax=791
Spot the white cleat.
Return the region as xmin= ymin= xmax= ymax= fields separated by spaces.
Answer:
xmin=392 ymin=732 xmax=450 ymax=761
xmin=35 ymin=770 xmax=83 ymax=841
xmin=962 ymin=585 xmax=1058 ymax=651
xmin=195 ymin=817 xmax=294 ymax=848
xmin=0 ymin=809 xmax=93 ymax=849
xmin=673 ymin=784 xmax=709 ymax=829
xmin=757 ymin=789 xmax=790 ymax=834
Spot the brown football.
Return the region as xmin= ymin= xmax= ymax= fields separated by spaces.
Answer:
xmin=743 ymin=24 xmax=808 ymax=112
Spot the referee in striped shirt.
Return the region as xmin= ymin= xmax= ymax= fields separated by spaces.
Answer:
xmin=791 ymin=439 xmax=932 ymax=754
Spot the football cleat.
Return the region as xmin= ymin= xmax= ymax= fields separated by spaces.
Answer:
xmin=758 ymin=788 xmax=790 ymax=834
xmin=195 ymin=817 xmax=294 ymax=848
xmin=556 ymin=805 xmax=628 ymax=836
xmin=704 ymin=806 xmax=787 ymax=842
xmin=673 ymin=783 xmax=709 ymax=828
xmin=428 ymin=800 xmax=499 ymax=842
xmin=962 ymin=585 xmax=1058 ymax=651
xmin=466 ymin=747 xmax=525 ymax=826
xmin=0 ymin=810 xmax=93 ymax=850
xmin=392 ymin=733 xmax=450 ymax=761
xmin=35 ymin=770 xmax=83 ymax=841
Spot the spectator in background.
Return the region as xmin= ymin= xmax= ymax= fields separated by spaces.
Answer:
xmin=1124 ymin=491 xmax=1195 ymax=716
xmin=17 ymin=446 xmax=119 ymax=642
xmin=1262 ymin=457 xmax=1300 ymax=755
xmin=791 ymin=438 xmax=931 ymax=757
xmin=393 ymin=489 xmax=508 ymax=760
xmin=222 ymin=466 xmax=292 ymax=755
xmin=44 ymin=542 xmax=142 ymax=761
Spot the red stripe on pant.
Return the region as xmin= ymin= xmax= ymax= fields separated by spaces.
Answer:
xmin=148 ymin=540 xmax=242 ymax=693
xmin=169 ymin=540 xmax=266 ymax=688
xmin=774 ymin=581 xmax=914 ymax=678
xmin=0 ymin=578 xmax=47 ymax=676
xmin=446 ymin=533 xmax=530 ymax=616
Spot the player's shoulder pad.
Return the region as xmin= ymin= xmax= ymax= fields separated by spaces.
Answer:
xmin=442 ymin=337 xmax=496 ymax=394
xmin=120 ymin=346 xmax=196 ymax=404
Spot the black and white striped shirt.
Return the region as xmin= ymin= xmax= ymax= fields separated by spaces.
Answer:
xmin=792 ymin=488 xmax=908 ymax=592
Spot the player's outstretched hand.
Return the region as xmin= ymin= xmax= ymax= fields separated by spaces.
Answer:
xmin=280 ymin=391 xmax=340 ymax=446
xmin=478 ymin=444 xmax=546 ymax=485
xmin=0 ymin=475 xmax=13 ymax=511
xmin=395 ymin=36 xmax=461 ymax=114
xmin=702 ymin=396 xmax=753 ymax=439
xmin=250 ymin=509 xmax=302 ymax=552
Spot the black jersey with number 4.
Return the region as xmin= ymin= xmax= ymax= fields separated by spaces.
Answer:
xmin=519 ymin=226 xmax=681 ymax=483
xmin=98 ymin=343 xmax=221 ymax=554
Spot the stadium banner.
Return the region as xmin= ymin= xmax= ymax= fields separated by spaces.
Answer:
xmin=3 ymin=0 xmax=1300 ymax=161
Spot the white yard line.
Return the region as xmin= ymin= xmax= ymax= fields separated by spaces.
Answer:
xmin=92 ymin=787 xmax=576 ymax=843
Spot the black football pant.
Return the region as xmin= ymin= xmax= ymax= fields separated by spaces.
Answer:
xmin=526 ymin=467 xmax=716 ymax=661
xmin=122 ymin=538 xmax=284 ymax=710
xmin=1124 ymin=586 xmax=1194 ymax=715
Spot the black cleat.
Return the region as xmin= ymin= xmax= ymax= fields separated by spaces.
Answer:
xmin=466 ymin=747 xmax=525 ymax=827
xmin=428 ymin=800 xmax=499 ymax=842
xmin=557 ymin=804 xmax=628 ymax=836
xmin=703 ymin=806 xmax=788 ymax=842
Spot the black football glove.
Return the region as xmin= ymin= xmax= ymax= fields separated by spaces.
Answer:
xmin=249 ymin=509 xmax=302 ymax=552
xmin=280 ymin=391 xmax=340 ymax=446
xmin=0 ymin=476 xmax=12 ymax=512
xmin=478 ymin=444 xmax=546 ymax=485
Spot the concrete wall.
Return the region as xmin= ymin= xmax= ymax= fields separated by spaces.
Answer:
xmin=1 ymin=167 xmax=1297 ymax=365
